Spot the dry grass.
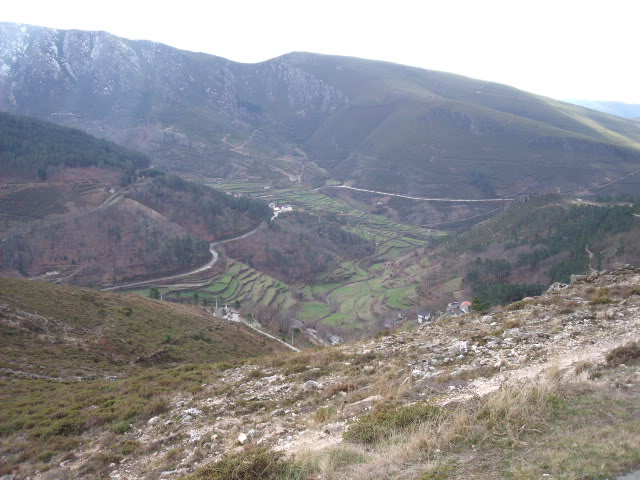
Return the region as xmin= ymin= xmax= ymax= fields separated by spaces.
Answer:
xmin=606 ymin=340 xmax=640 ymax=367
xmin=291 ymin=359 xmax=640 ymax=480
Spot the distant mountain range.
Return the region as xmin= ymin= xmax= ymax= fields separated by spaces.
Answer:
xmin=2 ymin=22 xmax=640 ymax=199
xmin=566 ymin=100 xmax=640 ymax=120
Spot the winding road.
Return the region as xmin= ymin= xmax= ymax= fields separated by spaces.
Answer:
xmin=319 ymin=167 xmax=640 ymax=204
xmin=325 ymin=185 xmax=511 ymax=202
xmin=101 ymin=222 xmax=266 ymax=292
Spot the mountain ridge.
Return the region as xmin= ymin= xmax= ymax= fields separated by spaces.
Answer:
xmin=2 ymin=22 xmax=640 ymax=205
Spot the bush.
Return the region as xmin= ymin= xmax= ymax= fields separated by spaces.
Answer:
xmin=183 ymin=447 xmax=293 ymax=480
xmin=108 ymin=421 xmax=132 ymax=434
xmin=606 ymin=341 xmax=640 ymax=367
xmin=590 ymin=296 xmax=612 ymax=305
xmin=344 ymin=403 xmax=441 ymax=444
xmin=41 ymin=418 xmax=86 ymax=438
xmin=313 ymin=406 xmax=337 ymax=423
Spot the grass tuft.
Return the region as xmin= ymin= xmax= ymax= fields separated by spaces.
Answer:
xmin=344 ymin=403 xmax=441 ymax=444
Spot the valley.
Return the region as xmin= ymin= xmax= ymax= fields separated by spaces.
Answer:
xmin=118 ymin=180 xmax=443 ymax=339
xmin=1 ymin=17 xmax=640 ymax=480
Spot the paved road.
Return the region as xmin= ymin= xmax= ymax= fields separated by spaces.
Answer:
xmin=101 ymin=222 xmax=266 ymax=292
xmin=325 ymin=185 xmax=510 ymax=202
xmin=320 ymin=167 xmax=640 ymax=204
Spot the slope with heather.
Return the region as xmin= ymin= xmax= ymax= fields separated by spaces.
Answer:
xmin=3 ymin=268 xmax=639 ymax=479
xmin=0 ymin=277 xmax=287 ymax=476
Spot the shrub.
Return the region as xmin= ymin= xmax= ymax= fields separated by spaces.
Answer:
xmin=41 ymin=418 xmax=86 ymax=438
xmin=573 ymin=360 xmax=593 ymax=375
xmin=323 ymin=446 xmax=366 ymax=469
xmin=120 ymin=440 xmax=140 ymax=455
xmin=108 ymin=421 xmax=132 ymax=434
xmin=344 ymin=403 xmax=440 ymax=444
xmin=606 ymin=341 xmax=640 ymax=367
xmin=374 ymin=329 xmax=393 ymax=339
xmin=313 ymin=406 xmax=337 ymax=424
xmin=183 ymin=447 xmax=293 ymax=480
xmin=590 ymin=296 xmax=611 ymax=305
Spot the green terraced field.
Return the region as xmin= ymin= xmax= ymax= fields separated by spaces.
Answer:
xmin=127 ymin=181 xmax=445 ymax=334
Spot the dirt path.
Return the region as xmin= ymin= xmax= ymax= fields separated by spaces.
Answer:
xmin=227 ymin=314 xmax=300 ymax=352
xmin=445 ymin=332 xmax=640 ymax=405
xmin=585 ymin=244 xmax=597 ymax=273
xmin=101 ymin=222 xmax=266 ymax=292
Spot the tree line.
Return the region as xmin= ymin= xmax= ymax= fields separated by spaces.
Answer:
xmin=0 ymin=112 xmax=150 ymax=180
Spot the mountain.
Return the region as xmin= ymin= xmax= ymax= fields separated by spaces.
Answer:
xmin=0 ymin=112 xmax=270 ymax=286
xmin=2 ymin=22 xmax=640 ymax=202
xmin=2 ymin=268 xmax=639 ymax=478
xmin=566 ymin=99 xmax=640 ymax=120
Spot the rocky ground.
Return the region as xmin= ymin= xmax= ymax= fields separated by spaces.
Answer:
xmin=31 ymin=267 xmax=640 ymax=479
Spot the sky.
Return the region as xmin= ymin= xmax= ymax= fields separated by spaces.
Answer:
xmin=2 ymin=0 xmax=639 ymax=103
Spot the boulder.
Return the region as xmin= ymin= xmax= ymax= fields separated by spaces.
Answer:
xmin=303 ymin=380 xmax=323 ymax=391
xmin=147 ymin=416 xmax=160 ymax=426
xmin=342 ymin=395 xmax=383 ymax=416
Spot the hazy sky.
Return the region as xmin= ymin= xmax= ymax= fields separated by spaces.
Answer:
xmin=2 ymin=0 xmax=639 ymax=102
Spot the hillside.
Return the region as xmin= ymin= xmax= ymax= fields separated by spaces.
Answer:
xmin=567 ymin=99 xmax=640 ymax=119
xmin=412 ymin=195 xmax=640 ymax=310
xmin=0 ymin=111 xmax=149 ymax=182
xmin=221 ymin=212 xmax=375 ymax=283
xmin=0 ymin=113 xmax=270 ymax=286
xmin=2 ymin=23 xmax=640 ymax=212
xmin=0 ymin=278 xmax=286 ymax=377
xmin=0 ymin=278 xmax=286 ymax=477
xmin=3 ymin=268 xmax=639 ymax=479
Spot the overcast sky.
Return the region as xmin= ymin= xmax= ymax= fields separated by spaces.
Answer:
xmin=2 ymin=0 xmax=639 ymax=102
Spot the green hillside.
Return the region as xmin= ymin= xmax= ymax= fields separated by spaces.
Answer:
xmin=0 ymin=278 xmax=284 ymax=377
xmin=279 ymin=54 xmax=640 ymax=196
xmin=0 ymin=112 xmax=149 ymax=181
xmin=418 ymin=195 xmax=640 ymax=308
xmin=0 ymin=278 xmax=285 ymax=472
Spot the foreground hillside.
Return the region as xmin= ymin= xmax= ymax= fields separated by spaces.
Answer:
xmin=0 ymin=278 xmax=286 ymax=476
xmin=4 ymin=268 xmax=639 ymax=479
xmin=2 ymin=22 xmax=640 ymax=211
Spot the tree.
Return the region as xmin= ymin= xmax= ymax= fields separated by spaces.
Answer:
xmin=193 ymin=293 xmax=200 ymax=305
xmin=471 ymin=297 xmax=488 ymax=313
xmin=148 ymin=287 xmax=160 ymax=300
xmin=234 ymin=299 xmax=241 ymax=310
xmin=37 ymin=167 xmax=47 ymax=181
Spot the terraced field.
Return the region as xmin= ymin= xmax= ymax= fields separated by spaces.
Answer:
xmin=152 ymin=261 xmax=295 ymax=310
xmin=129 ymin=180 xmax=444 ymax=335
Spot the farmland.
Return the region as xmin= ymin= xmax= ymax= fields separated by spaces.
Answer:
xmin=127 ymin=180 xmax=444 ymax=336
